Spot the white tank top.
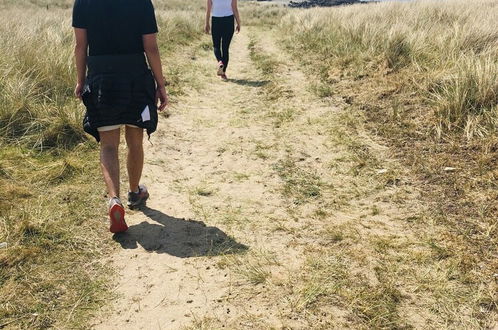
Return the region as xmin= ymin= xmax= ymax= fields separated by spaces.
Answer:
xmin=212 ymin=0 xmax=233 ymax=17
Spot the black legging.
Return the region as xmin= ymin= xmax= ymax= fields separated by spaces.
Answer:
xmin=211 ymin=15 xmax=234 ymax=72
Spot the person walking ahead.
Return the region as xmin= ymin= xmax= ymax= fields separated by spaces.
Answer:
xmin=205 ymin=0 xmax=242 ymax=80
xmin=73 ymin=0 xmax=168 ymax=233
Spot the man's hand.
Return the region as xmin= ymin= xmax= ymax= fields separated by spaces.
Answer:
xmin=236 ymin=24 xmax=241 ymax=34
xmin=156 ymin=85 xmax=168 ymax=111
xmin=74 ymin=83 xmax=84 ymax=100
xmin=204 ymin=24 xmax=210 ymax=34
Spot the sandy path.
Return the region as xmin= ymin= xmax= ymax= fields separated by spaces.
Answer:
xmin=93 ymin=30 xmax=293 ymax=329
xmin=93 ymin=27 xmax=429 ymax=329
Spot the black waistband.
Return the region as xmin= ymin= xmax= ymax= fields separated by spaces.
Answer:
xmin=212 ymin=15 xmax=234 ymax=20
xmin=87 ymin=53 xmax=148 ymax=75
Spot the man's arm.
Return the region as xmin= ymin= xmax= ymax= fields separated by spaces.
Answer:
xmin=143 ymin=33 xmax=168 ymax=111
xmin=232 ymin=0 xmax=241 ymax=33
xmin=74 ymin=28 xmax=88 ymax=99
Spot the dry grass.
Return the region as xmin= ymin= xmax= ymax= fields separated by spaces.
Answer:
xmin=0 ymin=145 xmax=109 ymax=329
xmin=278 ymin=0 xmax=498 ymax=327
xmin=182 ymin=12 xmax=496 ymax=327
xmin=239 ymin=2 xmax=287 ymax=27
xmin=281 ymin=0 xmax=498 ymax=137
xmin=2 ymin=0 xmax=497 ymax=328
xmin=217 ymin=249 xmax=279 ymax=285
xmin=273 ymin=157 xmax=324 ymax=205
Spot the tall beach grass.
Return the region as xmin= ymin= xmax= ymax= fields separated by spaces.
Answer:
xmin=281 ymin=0 xmax=498 ymax=138
xmin=280 ymin=2 xmax=498 ymax=326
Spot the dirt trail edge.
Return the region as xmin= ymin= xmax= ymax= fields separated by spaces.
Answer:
xmin=94 ymin=27 xmax=448 ymax=329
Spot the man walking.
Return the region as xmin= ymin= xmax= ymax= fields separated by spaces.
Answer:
xmin=73 ymin=0 xmax=168 ymax=233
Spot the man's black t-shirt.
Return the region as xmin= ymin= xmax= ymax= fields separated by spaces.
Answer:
xmin=72 ymin=0 xmax=158 ymax=56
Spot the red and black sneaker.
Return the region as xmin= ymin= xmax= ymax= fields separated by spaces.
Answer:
xmin=108 ymin=197 xmax=128 ymax=233
xmin=127 ymin=184 xmax=149 ymax=210
xmin=217 ymin=61 xmax=224 ymax=76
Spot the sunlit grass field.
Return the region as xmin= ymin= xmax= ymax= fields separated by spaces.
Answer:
xmin=281 ymin=0 xmax=498 ymax=138
xmin=280 ymin=1 xmax=497 ymax=327
xmin=0 ymin=0 xmax=496 ymax=328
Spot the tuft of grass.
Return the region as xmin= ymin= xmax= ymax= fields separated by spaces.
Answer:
xmin=195 ymin=186 xmax=214 ymax=197
xmin=183 ymin=316 xmax=219 ymax=330
xmin=273 ymin=157 xmax=324 ymax=205
xmin=217 ymin=250 xmax=278 ymax=285
xmin=310 ymin=82 xmax=334 ymax=98
xmin=269 ymin=107 xmax=296 ymax=128
xmin=350 ymin=280 xmax=404 ymax=329
xmin=252 ymin=141 xmax=272 ymax=160
xmin=248 ymin=39 xmax=280 ymax=76
xmin=431 ymin=57 xmax=498 ymax=139
xmin=233 ymin=172 xmax=250 ymax=182
xmin=385 ymin=33 xmax=412 ymax=71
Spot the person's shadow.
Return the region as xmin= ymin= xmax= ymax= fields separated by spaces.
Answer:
xmin=228 ymin=79 xmax=269 ymax=87
xmin=113 ymin=206 xmax=248 ymax=258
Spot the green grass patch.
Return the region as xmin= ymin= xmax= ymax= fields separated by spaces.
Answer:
xmin=273 ymin=157 xmax=324 ymax=205
xmin=0 ymin=144 xmax=110 ymax=329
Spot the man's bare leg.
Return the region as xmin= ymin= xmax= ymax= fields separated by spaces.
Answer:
xmin=125 ymin=126 xmax=144 ymax=193
xmin=99 ymin=128 xmax=121 ymax=199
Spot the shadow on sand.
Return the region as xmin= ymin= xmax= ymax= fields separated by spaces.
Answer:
xmin=113 ymin=206 xmax=248 ymax=258
xmin=228 ymin=78 xmax=269 ymax=87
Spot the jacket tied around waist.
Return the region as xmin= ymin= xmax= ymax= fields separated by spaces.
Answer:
xmin=81 ymin=53 xmax=158 ymax=142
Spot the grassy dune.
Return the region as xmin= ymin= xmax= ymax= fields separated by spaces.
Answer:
xmin=280 ymin=0 xmax=498 ymax=326
xmin=0 ymin=3 xmax=204 ymax=328
xmin=281 ymin=0 xmax=498 ymax=138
